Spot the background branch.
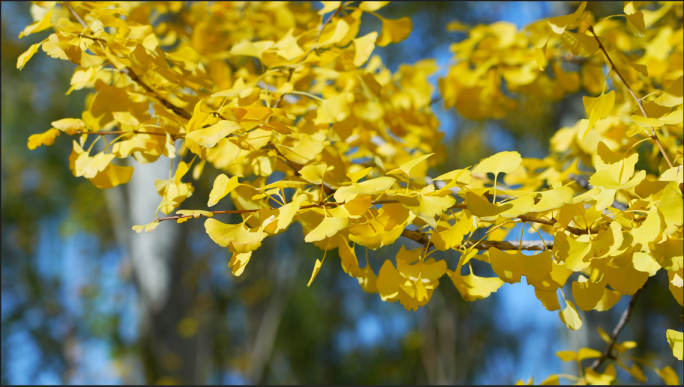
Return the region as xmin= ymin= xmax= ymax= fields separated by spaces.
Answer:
xmin=589 ymin=287 xmax=643 ymax=371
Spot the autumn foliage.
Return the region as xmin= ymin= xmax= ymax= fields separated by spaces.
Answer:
xmin=18 ymin=1 xmax=683 ymax=384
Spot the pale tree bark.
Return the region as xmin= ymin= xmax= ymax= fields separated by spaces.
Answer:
xmin=104 ymin=158 xmax=208 ymax=384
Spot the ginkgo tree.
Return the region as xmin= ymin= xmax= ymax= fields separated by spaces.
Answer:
xmin=19 ymin=1 xmax=682 ymax=384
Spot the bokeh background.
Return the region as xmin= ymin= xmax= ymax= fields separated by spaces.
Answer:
xmin=2 ymin=1 xmax=682 ymax=384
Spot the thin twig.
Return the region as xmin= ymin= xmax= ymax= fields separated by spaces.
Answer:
xmin=62 ymin=1 xmax=86 ymax=26
xmin=74 ymin=130 xmax=179 ymax=138
xmin=400 ymin=229 xmax=553 ymax=250
xmin=589 ymin=287 xmax=643 ymax=371
xmin=587 ymin=25 xmax=673 ymax=168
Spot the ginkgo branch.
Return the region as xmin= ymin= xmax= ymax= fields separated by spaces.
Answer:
xmin=587 ymin=24 xmax=674 ymax=169
xmin=589 ymin=287 xmax=643 ymax=371
xmin=74 ymin=130 xmax=180 ymax=139
xmin=400 ymin=229 xmax=553 ymax=251
xmin=63 ymin=1 xmax=193 ymax=121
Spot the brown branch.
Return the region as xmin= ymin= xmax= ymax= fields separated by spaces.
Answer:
xmin=74 ymin=130 xmax=182 ymax=139
xmin=400 ymin=229 xmax=553 ymax=251
xmin=589 ymin=287 xmax=643 ymax=371
xmin=123 ymin=69 xmax=192 ymax=120
xmin=587 ymin=25 xmax=673 ymax=168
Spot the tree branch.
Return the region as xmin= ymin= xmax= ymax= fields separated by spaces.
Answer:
xmin=587 ymin=25 xmax=673 ymax=168
xmin=589 ymin=287 xmax=643 ymax=371
xmin=63 ymin=3 xmax=192 ymax=121
xmin=400 ymin=229 xmax=553 ymax=251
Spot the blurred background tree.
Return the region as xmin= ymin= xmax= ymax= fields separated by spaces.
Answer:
xmin=1 ymin=1 xmax=681 ymax=384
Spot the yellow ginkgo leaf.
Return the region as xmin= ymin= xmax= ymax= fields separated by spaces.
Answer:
xmin=399 ymin=193 xmax=455 ymax=218
xmin=581 ymin=91 xmax=615 ymax=139
xmin=559 ymin=299 xmax=583 ymax=330
xmin=390 ymin=153 xmax=434 ymax=176
xmin=204 ymin=219 xmax=268 ymax=253
xmin=132 ymin=221 xmax=160 ymax=234
xmin=18 ymin=9 xmax=53 ymax=38
xmin=343 ymin=196 xmax=373 ymax=217
xmin=175 ymin=161 xmax=191 ymax=186
xmin=377 ymin=259 xmax=403 ymax=302
xmin=654 ymin=76 xmax=682 ymax=107
xmin=376 ymin=16 xmax=412 ymax=47
xmin=208 ymin=174 xmax=241 ymax=207
xmin=594 ymin=287 xmax=621 ymax=311
xmin=353 ymin=32 xmax=377 ymax=67
xmin=666 ymin=330 xmax=683 ymax=361
xmin=304 ymin=216 xmax=349 ymax=243
xmin=112 ymin=112 xmax=139 ymax=126
xmin=578 ymin=347 xmax=602 ymax=362
xmin=259 ymin=194 xmax=306 ymax=235
xmin=314 ymin=93 xmax=354 ymax=124
xmin=535 ymin=289 xmax=561 ymax=311
xmin=315 ymin=19 xmax=350 ymax=47
xmin=186 ymin=120 xmax=242 ymax=148
xmin=27 ymin=129 xmax=60 ymax=150
xmin=472 ymin=151 xmax=522 ymax=177
xmin=446 ymin=20 xmax=471 ymax=31
xmin=338 ymin=237 xmax=364 ymax=278
xmin=307 ymin=258 xmax=324 ymax=287
xmin=548 ymin=1 xmax=587 ymax=34
xmin=449 ymin=269 xmax=504 ymax=302
xmin=75 ymin=152 xmax=116 ymax=179
xmin=530 ymin=185 xmax=575 ymax=212
xmin=589 ymin=163 xmax=645 ymax=190
xmin=655 ymin=365 xmax=680 ymax=385
xmin=230 ymin=40 xmax=274 ymax=58
xmin=649 ymin=237 xmax=683 ymax=272
xmin=625 ymin=10 xmax=646 ymax=37
xmin=433 ymin=168 xmax=472 ymax=185
xmin=632 ymin=252 xmax=660 ymax=276
xmin=318 ymin=1 xmax=341 ymax=15
xmin=535 ymin=42 xmax=548 ymax=71
xmin=156 ymin=179 xmax=194 ymax=215
xmin=561 ymin=30 xmax=598 ymax=57
xmin=51 ymin=118 xmax=85 ymax=135
xmin=359 ymin=1 xmax=389 ymax=11
xmin=347 ymin=167 xmax=372 ymax=183
xmin=585 ymin=364 xmax=616 ymax=385
xmin=604 ymin=257 xmax=648 ymax=296
xmin=528 ymin=260 xmax=574 ymax=292
xmin=625 ymin=363 xmax=648 ymax=382
xmin=89 ymin=162 xmax=134 ymax=189
xmin=556 ymin=350 xmax=577 ymax=362
xmin=300 ymin=163 xmax=329 ymax=185
xmin=17 ymin=43 xmax=40 ymax=70
xmin=572 ymin=275 xmax=606 ymax=311
xmin=273 ymin=29 xmax=304 ymax=61
xmin=489 ymin=249 xmax=553 ymax=284
xmin=631 ymin=206 xmax=664 ymax=251
xmin=432 ymin=214 xmax=472 ymax=251
xmin=466 ymin=191 xmax=512 ymax=218
xmin=658 ymin=182 xmax=683 ymax=234
xmin=229 ymin=251 xmax=252 ymax=276
xmin=668 ymin=269 xmax=683 ymax=306
xmin=334 ymin=176 xmax=395 ymax=203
